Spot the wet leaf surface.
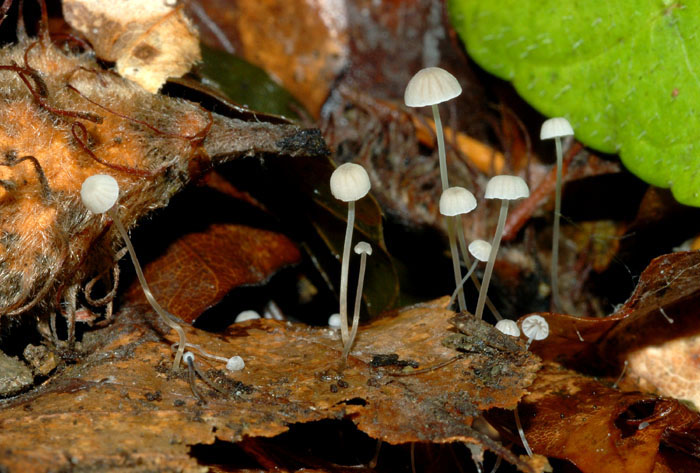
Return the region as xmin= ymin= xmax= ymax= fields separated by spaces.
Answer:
xmin=489 ymin=363 xmax=700 ymax=473
xmin=0 ymin=298 xmax=539 ymax=472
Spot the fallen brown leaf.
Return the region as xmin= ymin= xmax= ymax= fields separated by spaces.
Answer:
xmin=189 ymin=0 xmax=348 ymax=117
xmin=0 ymin=298 xmax=540 ymax=472
xmin=489 ymin=363 xmax=700 ymax=473
xmin=519 ymin=251 xmax=700 ymax=365
xmin=124 ymin=183 xmax=301 ymax=324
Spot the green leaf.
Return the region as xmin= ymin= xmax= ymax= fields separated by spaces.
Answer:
xmin=449 ymin=0 xmax=700 ymax=206
xmin=198 ymin=45 xmax=305 ymax=120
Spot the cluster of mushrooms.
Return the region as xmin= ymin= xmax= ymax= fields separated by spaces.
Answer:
xmin=78 ymin=66 xmax=574 ymax=412
xmin=325 ymin=67 xmax=574 ymax=457
xmin=329 ymin=67 xmax=574 ymax=358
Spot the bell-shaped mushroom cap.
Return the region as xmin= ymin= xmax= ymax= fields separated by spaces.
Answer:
xmin=330 ymin=163 xmax=371 ymax=202
xmin=226 ymin=355 xmax=245 ymax=372
xmin=354 ymin=241 xmax=373 ymax=255
xmin=81 ymin=174 xmax=120 ymax=214
xmin=521 ymin=314 xmax=549 ymax=341
xmin=540 ymin=117 xmax=574 ymax=140
xmin=495 ymin=319 xmax=520 ymax=337
xmin=235 ymin=310 xmax=261 ymax=323
xmin=404 ymin=67 xmax=462 ymax=107
xmin=468 ymin=239 xmax=492 ymax=262
xmin=328 ymin=313 xmax=341 ymax=328
xmin=485 ymin=175 xmax=529 ymax=201
xmin=439 ymin=186 xmax=477 ymax=216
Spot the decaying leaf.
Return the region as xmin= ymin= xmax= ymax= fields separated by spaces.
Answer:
xmin=627 ymin=336 xmax=700 ymax=410
xmin=190 ymin=0 xmax=349 ymax=118
xmin=519 ymin=251 xmax=700 ymax=364
xmin=490 ymin=363 xmax=700 ymax=473
xmin=0 ymin=298 xmax=541 ymax=472
xmin=124 ymin=183 xmax=302 ymax=324
xmin=63 ymin=0 xmax=201 ymax=92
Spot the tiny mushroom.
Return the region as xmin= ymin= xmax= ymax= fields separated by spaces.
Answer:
xmin=474 ymin=175 xmax=529 ymax=320
xmin=235 ymin=310 xmax=261 ymax=323
xmin=342 ymin=241 xmax=373 ymax=362
xmin=448 ymin=239 xmax=490 ymax=309
xmin=225 ymin=355 xmax=245 ymax=372
xmin=404 ymin=67 xmax=462 ymax=191
xmin=521 ymin=314 xmax=550 ymax=348
xmin=495 ymin=319 xmax=520 ymax=338
xmin=81 ymin=174 xmax=188 ymax=370
xmin=328 ymin=313 xmax=342 ymax=329
xmin=440 ymin=187 xmax=477 ymax=312
xmin=540 ymin=117 xmax=574 ymax=311
xmin=330 ymin=162 xmax=371 ymax=348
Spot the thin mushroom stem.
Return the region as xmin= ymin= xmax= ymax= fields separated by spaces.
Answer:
xmin=339 ymin=201 xmax=356 ymax=346
xmin=551 ymin=136 xmax=563 ymax=311
xmin=448 ymin=260 xmax=478 ymax=309
xmin=514 ymin=408 xmax=533 ymax=457
xmin=475 ymin=200 xmax=509 ymax=320
xmin=447 ymin=216 xmax=466 ymax=311
xmin=456 ymin=224 xmax=503 ymax=320
xmin=432 ymin=103 xmax=449 ymax=191
xmin=108 ymin=208 xmax=187 ymax=370
xmin=342 ymin=251 xmax=368 ymax=362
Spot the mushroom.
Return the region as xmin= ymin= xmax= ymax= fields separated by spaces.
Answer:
xmin=182 ymin=351 xmax=229 ymax=402
xmin=540 ymin=117 xmax=574 ymax=311
xmin=328 ymin=313 xmax=341 ymax=329
xmin=439 ymin=187 xmax=477 ymax=311
xmin=81 ymin=174 xmax=188 ymax=370
xmin=495 ymin=319 xmax=520 ymax=337
xmin=474 ymin=175 xmax=529 ymax=319
xmin=225 ymin=355 xmax=245 ymax=372
xmin=235 ymin=310 xmax=261 ymax=323
xmin=342 ymin=241 xmax=372 ymax=362
xmin=521 ymin=314 xmax=549 ymax=348
xmin=404 ymin=67 xmax=462 ymax=191
xmin=330 ymin=162 xmax=371 ymax=346
xmin=448 ymin=239 xmax=490 ymax=310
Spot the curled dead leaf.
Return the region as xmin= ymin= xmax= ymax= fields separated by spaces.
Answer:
xmin=489 ymin=363 xmax=700 ymax=473
xmin=63 ymin=0 xmax=200 ymax=92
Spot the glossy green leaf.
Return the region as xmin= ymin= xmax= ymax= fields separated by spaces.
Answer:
xmin=449 ymin=0 xmax=700 ymax=206
xmin=198 ymin=44 xmax=304 ymax=120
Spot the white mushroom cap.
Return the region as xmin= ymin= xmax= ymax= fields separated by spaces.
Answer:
xmin=234 ymin=310 xmax=261 ymax=323
xmin=521 ymin=315 xmax=549 ymax=341
xmin=81 ymin=174 xmax=120 ymax=214
xmin=495 ymin=319 xmax=521 ymax=337
xmin=404 ymin=67 xmax=462 ymax=107
xmin=183 ymin=351 xmax=195 ymax=364
xmin=439 ymin=187 xmax=477 ymax=216
xmin=540 ymin=117 xmax=574 ymax=140
xmin=330 ymin=163 xmax=371 ymax=202
xmin=328 ymin=313 xmax=341 ymax=328
xmin=226 ymin=355 xmax=245 ymax=372
xmin=468 ymin=240 xmax=492 ymax=262
xmin=354 ymin=241 xmax=373 ymax=255
xmin=484 ymin=175 xmax=529 ymax=201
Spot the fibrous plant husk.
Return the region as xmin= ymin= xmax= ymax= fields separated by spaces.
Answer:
xmin=0 ymin=30 xmax=325 ymax=326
